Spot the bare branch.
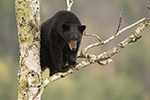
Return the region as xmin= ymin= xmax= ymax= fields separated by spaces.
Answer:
xmin=42 ymin=18 xmax=150 ymax=88
xmin=98 ymin=59 xmax=113 ymax=65
xmin=66 ymin=0 xmax=73 ymax=11
xmin=82 ymin=18 xmax=146 ymax=54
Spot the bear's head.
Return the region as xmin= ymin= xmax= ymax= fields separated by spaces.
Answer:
xmin=61 ymin=24 xmax=86 ymax=51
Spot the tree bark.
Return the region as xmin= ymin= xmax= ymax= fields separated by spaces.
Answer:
xmin=15 ymin=0 xmax=43 ymax=100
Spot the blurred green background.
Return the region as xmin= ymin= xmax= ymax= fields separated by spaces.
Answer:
xmin=0 ymin=0 xmax=150 ymax=100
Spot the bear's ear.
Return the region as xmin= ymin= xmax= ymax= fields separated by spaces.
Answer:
xmin=78 ymin=25 xmax=86 ymax=33
xmin=62 ymin=24 xmax=69 ymax=31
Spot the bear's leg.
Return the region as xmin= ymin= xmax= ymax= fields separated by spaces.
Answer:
xmin=45 ymin=55 xmax=58 ymax=76
xmin=51 ymin=47 xmax=69 ymax=72
xmin=63 ymin=51 xmax=69 ymax=66
xmin=68 ymin=51 xmax=78 ymax=68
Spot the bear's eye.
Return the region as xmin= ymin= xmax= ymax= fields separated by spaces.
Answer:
xmin=75 ymin=37 xmax=78 ymax=40
xmin=62 ymin=24 xmax=69 ymax=31
xmin=70 ymin=37 xmax=73 ymax=40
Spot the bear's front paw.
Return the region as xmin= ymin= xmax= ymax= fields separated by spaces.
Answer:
xmin=60 ymin=66 xmax=69 ymax=72
xmin=69 ymin=62 xmax=78 ymax=68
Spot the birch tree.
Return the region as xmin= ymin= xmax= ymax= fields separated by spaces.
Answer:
xmin=15 ymin=0 xmax=150 ymax=100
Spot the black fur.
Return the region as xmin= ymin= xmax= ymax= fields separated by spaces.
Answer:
xmin=40 ymin=10 xmax=86 ymax=76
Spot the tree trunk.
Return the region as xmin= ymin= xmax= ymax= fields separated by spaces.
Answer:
xmin=15 ymin=0 xmax=43 ymax=99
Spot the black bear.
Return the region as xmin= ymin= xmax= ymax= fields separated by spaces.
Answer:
xmin=40 ymin=10 xmax=86 ymax=76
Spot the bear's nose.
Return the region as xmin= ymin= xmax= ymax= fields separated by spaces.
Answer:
xmin=72 ymin=47 xmax=76 ymax=51
xmin=69 ymin=44 xmax=76 ymax=51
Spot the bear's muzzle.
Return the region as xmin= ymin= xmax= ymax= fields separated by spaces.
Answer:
xmin=68 ymin=40 xmax=77 ymax=51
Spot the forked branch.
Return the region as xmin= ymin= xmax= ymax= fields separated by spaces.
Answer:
xmin=66 ymin=0 xmax=73 ymax=11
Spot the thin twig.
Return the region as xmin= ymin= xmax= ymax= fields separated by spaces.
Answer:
xmin=113 ymin=0 xmax=123 ymax=35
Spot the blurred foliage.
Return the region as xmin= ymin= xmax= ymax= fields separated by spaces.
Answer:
xmin=0 ymin=0 xmax=150 ymax=100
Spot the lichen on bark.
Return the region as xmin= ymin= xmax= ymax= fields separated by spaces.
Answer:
xmin=18 ymin=73 xmax=29 ymax=100
xmin=15 ymin=0 xmax=35 ymax=44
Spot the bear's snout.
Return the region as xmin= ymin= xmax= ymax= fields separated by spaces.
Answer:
xmin=68 ymin=40 xmax=77 ymax=51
